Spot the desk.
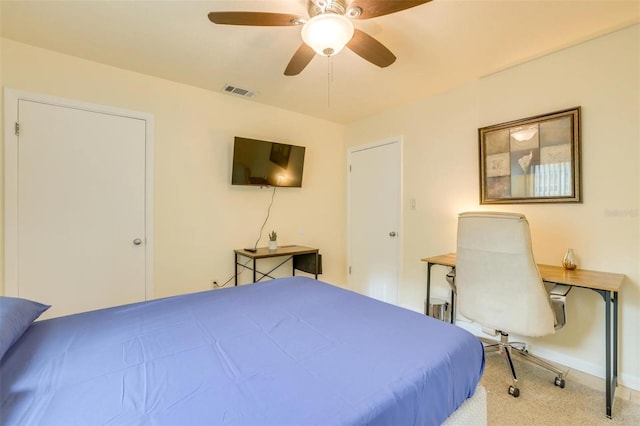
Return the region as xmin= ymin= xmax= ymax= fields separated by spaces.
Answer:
xmin=235 ymin=245 xmax=319 ymax=285
xmin=422 ymin=253 xmax=624 ymax=419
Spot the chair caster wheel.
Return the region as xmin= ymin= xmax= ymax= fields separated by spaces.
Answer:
xmin=554 ymin=377 xmax=566 ymax=388
xmin=508 ymin=385 xmax=520 ymax=397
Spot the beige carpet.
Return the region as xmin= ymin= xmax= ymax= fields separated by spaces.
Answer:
xmin=480 ymin=352 xmax=640 ymax=425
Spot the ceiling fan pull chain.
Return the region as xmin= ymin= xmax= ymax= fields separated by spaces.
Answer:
xmin=330 ymin=55 xmax=334 ymax=84
xmin=327 ymin=55 xmax=333 ymax=108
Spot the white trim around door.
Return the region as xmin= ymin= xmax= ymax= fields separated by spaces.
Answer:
xmin=3 ymin=88 xmax=154 ymax=300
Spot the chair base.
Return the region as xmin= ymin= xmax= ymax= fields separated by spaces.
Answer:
xmin=482 ymin=333 xmax=568 ymax=397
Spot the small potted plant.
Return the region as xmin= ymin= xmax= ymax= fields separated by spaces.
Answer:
xmin=268 ymin=230 xmax=277 ymax=250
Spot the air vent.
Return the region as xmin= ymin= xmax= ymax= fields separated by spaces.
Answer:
xmin=222 ymin=84 xmax=257 ymax=99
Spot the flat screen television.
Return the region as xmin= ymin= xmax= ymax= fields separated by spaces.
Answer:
xmin=231 ymin=137 xmax=306 ymax=187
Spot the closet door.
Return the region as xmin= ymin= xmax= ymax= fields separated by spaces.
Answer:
xmin=5 ymin=93 xmax=152 ymax=318
xmin=348 ymin=139 xmax=401 ymax=304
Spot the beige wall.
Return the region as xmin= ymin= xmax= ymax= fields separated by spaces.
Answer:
xmin=0 ymin=38 xmax=347 ymax=298
xmin=0 ymin=7 xmax=3 ymax=287
xmin=345 ymin=25 xmax=640 ymax=389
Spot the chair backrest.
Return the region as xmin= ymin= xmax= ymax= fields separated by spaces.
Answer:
xmin=456 ymin=212 xmax=555 ymax=337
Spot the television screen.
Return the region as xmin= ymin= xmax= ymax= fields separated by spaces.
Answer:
xmin=231 ymin=137 xmax=306 ymax=187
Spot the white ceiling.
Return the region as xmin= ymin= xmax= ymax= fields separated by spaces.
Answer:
xmin=2 ymin=0 xmax=638 ymax=124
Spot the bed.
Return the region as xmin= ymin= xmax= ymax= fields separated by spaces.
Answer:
xmin=1 ymin=277 xmax=485 ymax=425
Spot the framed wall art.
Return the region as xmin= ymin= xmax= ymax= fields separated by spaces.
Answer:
xmin=478 ymin=107 xmax=581 ymax=204
xmin=270 ymin=142 xmax=291 ymax=168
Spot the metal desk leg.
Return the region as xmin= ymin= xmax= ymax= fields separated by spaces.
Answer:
xmin=590 ymin=287 xmax=618 ymax=418
xmin=605 ymin=290 xmax=619 ymax=419
xmin=605 ymin=291 xmax=612 ymax=418
xmin=426 ymin=262 xmax=433 ymax=315
xmin=450 ymin=289 xmax=456 ymax=324
xmin=613 ymin=291 xmax=619 ymax=412
xmin=253 ymin=258 xmax=257 ymax=283
xmin=234 ymin=252 xmax=238 ymax=286
xmin=598 ymin=289 xmax=619 ymax=419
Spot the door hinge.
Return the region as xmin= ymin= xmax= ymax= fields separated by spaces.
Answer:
xmin=15 ymin=122 xmax=20 ymax=136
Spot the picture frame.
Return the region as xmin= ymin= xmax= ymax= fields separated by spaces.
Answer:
xmin=269 ymin=143 xmax=291 ymax=169
xmin=478 ymin=107 xmax=581 ymax=204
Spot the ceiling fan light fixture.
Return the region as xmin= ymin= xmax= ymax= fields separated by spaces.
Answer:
xmin=301 ymin=13 xmax=354 ymax=56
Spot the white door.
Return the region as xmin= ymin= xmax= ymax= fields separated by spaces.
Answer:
xmin=5 ymin=91 xmax=153 ymax=318
xmin=348 ymin=139 xmax=401 ymax=304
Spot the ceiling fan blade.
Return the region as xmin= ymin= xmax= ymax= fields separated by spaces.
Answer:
xmin=347 ymin=29 xmax=396 ymax=68
xmin=208 ymin=11 xmax=302 ymax=26
xmin=284 ymin=43 xmax=316 ymax=76
xmin=349 ymin=0 xmax=432 ymax=20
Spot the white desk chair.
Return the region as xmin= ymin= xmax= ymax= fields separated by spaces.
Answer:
xmin=454 ymin=211 xmax=570 ymax=397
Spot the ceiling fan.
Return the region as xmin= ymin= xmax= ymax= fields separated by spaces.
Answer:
xmin=208 ymin=0 xmax=432 ymax=76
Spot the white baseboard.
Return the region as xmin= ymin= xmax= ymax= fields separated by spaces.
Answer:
xmin=533 ymin=347 xmax=640 ymax=392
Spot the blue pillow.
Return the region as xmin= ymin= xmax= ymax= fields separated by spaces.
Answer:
xmin=0 ymin=296 xmax=50 ymax=360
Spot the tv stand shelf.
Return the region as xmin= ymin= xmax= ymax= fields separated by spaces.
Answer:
xmin=234 ymin=245 xmax=320 ymax=285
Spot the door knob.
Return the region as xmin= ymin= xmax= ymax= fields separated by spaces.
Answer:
xmin=389 ymin=232 xmax=397 ymax=237
xmin=133 ymin=238 xmax=142 ymax=245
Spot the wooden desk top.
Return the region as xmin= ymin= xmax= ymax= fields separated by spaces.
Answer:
xmin=422 ymin=253 xmax=624 ymax=293
xmin=235 ymin=245 xmax=318 ymax=259
xmin=422 ymin=253 xmax=457 ymax=267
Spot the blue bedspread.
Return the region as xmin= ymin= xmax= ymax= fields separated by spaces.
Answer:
xmin=1 ymin=277 xmax=484 ymax=425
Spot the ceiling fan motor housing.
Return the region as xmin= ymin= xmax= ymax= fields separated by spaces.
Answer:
xmin=307 ymin=0 xmax=362 ymax=19
xmin=308 ymin=0 xmax=355 ymax=18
